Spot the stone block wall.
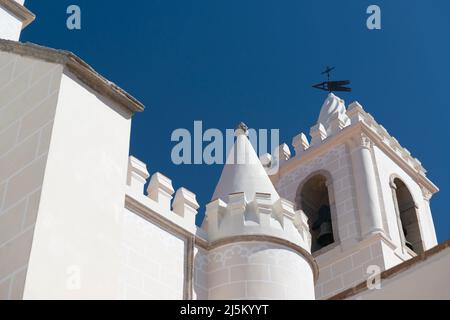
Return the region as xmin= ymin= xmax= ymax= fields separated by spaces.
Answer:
xmin=0 ymin=52 xmax=62 ymax=299
xmin=277 ymin=143 xmax=361 ymax=249
xmin=313 ymin=238 xmax=402 ymax=299
xmin=118 ymin=208 xmax=186 ymax=299
xmin=195 ymin=242 xmax=315 ymax=300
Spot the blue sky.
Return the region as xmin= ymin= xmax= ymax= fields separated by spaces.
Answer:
xmin=22 ymin=0 xmax=449 ymax=242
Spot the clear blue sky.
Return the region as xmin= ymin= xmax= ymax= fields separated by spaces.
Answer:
xmin=22 ymin=0 xmax=449 ymax=242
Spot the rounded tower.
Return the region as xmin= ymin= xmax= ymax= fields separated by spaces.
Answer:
xmin=203 ymin=123 xmax=317 ymax=300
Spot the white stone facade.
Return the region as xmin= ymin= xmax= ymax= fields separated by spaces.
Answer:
xmin=119 ymin=208 xmax=185 ymax=300
xmin=0 ymin=6 xmax=22 ymax=41
xmin=0 ymin=50 xmax=62 ymax=299
xmin=0 ymin=6 xmax=448 ymax=299
xmin=199 ymin=242 xmax=315 ymax=300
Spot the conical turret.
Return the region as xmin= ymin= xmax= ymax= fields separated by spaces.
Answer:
xmin=211 ymin=122 xmax=279 ymax=203
xmin=203 ymin=123 xmax=317 ymax=300
xmin=204 ymin=122 xmax=312 ymax=248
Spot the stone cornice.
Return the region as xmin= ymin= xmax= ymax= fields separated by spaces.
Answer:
xmin=0 ymin=39 xmax=144 ymax=113
xmin=0 ymin=0 xmax=35 ymax=29
xmin=348 ymin=132 xmax=373 ymax=151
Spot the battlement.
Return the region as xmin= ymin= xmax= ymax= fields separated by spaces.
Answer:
xmin=345 ymin=101 xmax=426 ymax=175
xmin=270 ymin=96 xmax=428 ymax=178
xmin=126 ymin=156 xmax=201 ymax=235
xmin=204 ymin=192 xmax=311 ymax=250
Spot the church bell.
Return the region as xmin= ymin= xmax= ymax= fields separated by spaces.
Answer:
xmin=312 ymin=205 xmax=334 ymax=248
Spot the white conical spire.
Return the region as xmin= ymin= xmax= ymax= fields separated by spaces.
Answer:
xmin=211 ymin=123 xmax=280 ymax=203
xmin=317 ymin=93 xmax=349 ymax=134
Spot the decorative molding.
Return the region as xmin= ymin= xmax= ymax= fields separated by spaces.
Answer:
xmin=207 ymin=234 xmax=319 ymax=283
xmin=310 ymin=123 xmax=327 ymax=146
xmin=292 ymin=132 xmax=310 ymax=158
xmin=206 ymin=193 xmax=311 ymax=249
xmin=389 ymin=180 xmax=397 ymax=190
xmin=173 ymin=187 xmax=200 ymax=217
xmin=147 ymin=172 xmax=175 ymax=210
xmin=349 ymin=132 xmax=372 ymax=151
xmin=127 ymin=156 xmax=150 ymax=193
xmin=275 ymin=143 xmax=291 ymax=162
xmin=420 ymin=185 xmax=433 ymax=201
xmin=183 ymin=236 xmax=194 ymax=300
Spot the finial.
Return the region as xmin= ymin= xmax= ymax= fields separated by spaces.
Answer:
xmin=235 ymin=122 xmax=249 ymax=136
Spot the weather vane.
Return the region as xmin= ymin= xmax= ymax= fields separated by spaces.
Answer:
xmin=312 ymin=66 xmax=351 ymax=92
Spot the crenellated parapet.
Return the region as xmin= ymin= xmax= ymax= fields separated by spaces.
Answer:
xmin=346 ymin=101 xmax=426 ymax=175
xmin=126 ymin=156 xmax=200 ymax=235
xmin=204 ymin=193 xmax=311 ymax=251
xmin=283 ymin=94 xmax=427 ymax=177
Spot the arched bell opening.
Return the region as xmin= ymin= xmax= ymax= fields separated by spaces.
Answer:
xmin=392 ymin=178 xmax=424 ymax=254
xmin=296 ymin=174 xmax=335 ymax=253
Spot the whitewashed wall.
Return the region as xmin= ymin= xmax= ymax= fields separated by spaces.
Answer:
xmin=0 ymin=7 xmax=22 ymax=41
xmin=193 ymin=246 xmax=208 ymax=300
xmin=23 ymin=72 xmax=132 ymax=299
xmin=119 ymin=208 xmax=185 ymax=300
xmin=202 ymin=242 xmax=315 ymax=300
xmin=349 ymin=245 xmax=450 ymax=300
xmin=0 ymin=52 xmax=62 ymax=299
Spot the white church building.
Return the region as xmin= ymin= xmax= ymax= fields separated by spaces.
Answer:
xmin=0 ymin=0 xmax=449 ymax=300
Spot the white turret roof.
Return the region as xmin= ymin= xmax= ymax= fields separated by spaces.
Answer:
xmin=211 ymin=123 xmax=280 ymax=203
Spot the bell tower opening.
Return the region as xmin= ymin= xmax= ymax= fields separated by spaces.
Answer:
xmin=297 ymin=174 xmax=334 ymax=253
xmin=392 ymin=178 xmax=424 ymax=254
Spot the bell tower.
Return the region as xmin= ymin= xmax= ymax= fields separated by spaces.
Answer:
xmin=271 ymin=93 xmax=439 ymax=299
xmin=0 ymin=0 xmax=35 ymax=41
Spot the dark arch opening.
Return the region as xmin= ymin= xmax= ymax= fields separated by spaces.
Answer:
xmin=393 ymin=178 xmax=424 ymax=254
xmin=298 ymin=174 xmax=334 ymax=253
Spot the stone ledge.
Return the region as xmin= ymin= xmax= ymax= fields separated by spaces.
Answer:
xmin=0 ymin=0 xmax=35 ymax=29
xmin=329 ymin=238 xmax=450 ymax=300
xmin=0 ymin=39 xmax=144 ymax=113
